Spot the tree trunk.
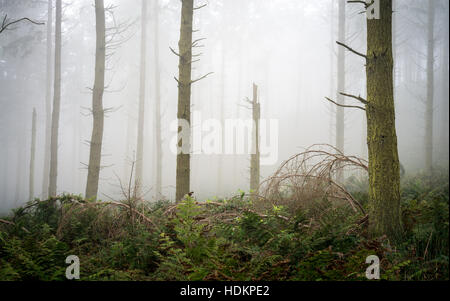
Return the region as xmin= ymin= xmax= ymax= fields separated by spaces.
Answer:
xmin=29 ymin=109 xmax=36 ymax=201
xmin=175 ymin=0 xmax=194 ymax=202
xmin=217 ymin=45 xmax=225 ymax=195
xmin=425 ymin=0 xmax=435 ymax=172
xmin=366 ymin=0 xmax=402 ymax=240
xmin=441 ymin=3 xmax=449 ymax=163
xmin=14 ymin=126 xmax=25 ymax=204
xmin=85 ymin=0 xmax=106 ymax=200
xmin=329 ymin=0 xmax=335 ymax=146
xmin=153 ymin=0 xmax=162 ymax=199
xmin=336 ymin=0 xmax=345 ymax=152
xmin=250 ymin=83 xmax=260 ymax=194
xmin=48 ymin=0 xmax=61 ymax=197
xmin=135 ymin=0 xmax=148 ymax=197
xmin=42 ymin=0 xmax=52 ymax=199
xmin=336 ymin=0 xmax=346 ymax=182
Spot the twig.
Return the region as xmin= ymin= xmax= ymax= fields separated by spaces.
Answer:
xmin=336 ymin=41 xmax=367 ymax=59
xmin=191 ymin=72 xmax=213 ymax=84
xmin=0 ymin=15 xmax=44 ymax=35
xmin=324 ymin=97 xmax=366 ymax=111
xmin=339 ymin=92 xmax=368 ymax=105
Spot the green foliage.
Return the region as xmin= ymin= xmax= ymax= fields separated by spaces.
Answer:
xmin=0 ymin=171 xmax=448 ymax=281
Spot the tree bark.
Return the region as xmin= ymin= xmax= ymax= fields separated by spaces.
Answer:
xmin=153 ymin=0 xmax=162 ymax=199
xmin=366 ymin=0 xmax=402 ymax=240
xmin=336 ymin=0 xmax=346 ymax=182
xmin=42 ymin=0 xmax=52 ymax=199
xmin=441 ymin=3 xmax=449 ymax=163
xmin=85 ymin=0 xmax=106 ymax=200
xmin=336 ymin=0 xmax=345 ymax=153
xmin=48 ymin=0 xmax=61 ymax=197
xmin=175 ymin=0 xmax=194 ymax=202
xmin=250 ymin=83 xmax=260 ymax=194
xmin=135 ymin=0 xmax=148 ymax=197
xmin=329 ymin=0 xmax=335 ymax=146
xmin=425 ymin=0 xmax=435 ymax=172
xmin=217 ymin=45 xmax=225 ymax=194
xmin=29 ymin=109 xmax=36 ymax=201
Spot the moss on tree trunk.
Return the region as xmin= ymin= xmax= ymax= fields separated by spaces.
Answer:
xmin=366 ymin=0 xmax=402 ymax=240
xmin=176 ymin=0 xmax=194 ymax=202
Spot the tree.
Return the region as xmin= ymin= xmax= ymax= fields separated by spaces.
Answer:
xmin=365 ymin=0 xmax=402 ymax=239
xmin=249 ymin=83 xmax=260 ymax=194
xmin=175 ymin=0 xmax=194 ymax=202
xmin=135 ymin=0 xmax=148 ymax=197
xmin=217 ymin=45 xmax=225 ymax=194
xmin=174 ymin=0 xmax=212 ymax=202
xmin=48 ymin=0 xmax=61 ymax=197
xmin=335 ymin=0 xmax=346 ymax=182
xmin=326 ymin=0 xmax=402 ymax=240
xmin=85 ymin=0 xmax=106 ymax=200
xmin=42 ymin=0 xmax=52 ymax=199
xmin=29 ymin=108 xmax=36 ymax=201
xmin=440 ymin=1 xmax=449 ymax=163
xmin=153 ymin=0 xmax=163 ymax=199
xmin=425 ymin=0 xmax=435 ymax=172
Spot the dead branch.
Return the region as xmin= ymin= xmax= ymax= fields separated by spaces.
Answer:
xmin=257 ymin=144 xmax=368 ymax=217
xmin=336 ymin=41 xmax=367 ymax=59
xmin=191 ymin=72 xmax=213 ymax=84
xmin=339 ymin=92 xmax=368 ymax=105
xmin=324 ymin=97 xmax=366 ymax=111
xmin=0 ymin=14 xmax=44 ymax=35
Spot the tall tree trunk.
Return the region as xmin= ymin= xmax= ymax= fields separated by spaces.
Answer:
xmin=234 ymin=38 xmax=243 ymax=191
xmin=441 ymin=3 xmax=449 ymax=163
xmin=15 ymin=126 xmax=25 ymax=204
xmin=329 ymin=0 xmax=335 ymax=146
xmin=153 ymin=0 xmax=162 ymax=199
xmin=85 ymin=0 xmax=106 ymax=200
xmin=29 ymin=109 xmax=36 ymax=201
xmin=175 ymin=0 xmax=194 ymax=202
xmin=336 ymin=0 xmax=346 ymax=182
xmin=336 ymin=0 xmax=345 ymax=153
xmin=425 ymin=0 xmax=435 ymax=172
xmin=48 ymin=0 xmax=61 ymax=197
xmin=250 ymin=83 xmax=260 ymax=194
xmin=135 ymin=0 xmax=148 ymax=197
xmin=217 ymin=46 xmax=225 ymax=194
xmin=366 ymin=0 xmax=402 ymax=239
xmin=42 ymin=0 xmax=52 ymax=199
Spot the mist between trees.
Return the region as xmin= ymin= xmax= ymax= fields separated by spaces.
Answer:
xmin=0 ymin=0 xmax=448 ymax=237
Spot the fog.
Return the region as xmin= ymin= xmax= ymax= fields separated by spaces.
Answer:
xmin=0 ymin=0 xmax=448 ymax=213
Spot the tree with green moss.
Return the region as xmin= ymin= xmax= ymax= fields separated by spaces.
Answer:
xmin=326 ymin=0 xmax=402 ymax=240
xmin=365 ymin=0 xmax=402 ymax=239
xmin=174 ymin=0 xmax=211 ymax=202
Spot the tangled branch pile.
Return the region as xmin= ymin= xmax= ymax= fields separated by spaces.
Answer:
xmin=257 ymin=144 xmax=367 ymax=215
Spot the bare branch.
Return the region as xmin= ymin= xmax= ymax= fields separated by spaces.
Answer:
xmin=336 ymin=41 xmax=367 ymax=59
xmin=324 ymin=97 xmax=366 ymax=111
xmin=169 ymin=46 xmax=180 ymax=57
xmin=347 ymin=0 xmax=369 ymax=8
xmin=191 ymin=72 xmax=213 ymax=84
xmin=339 ymin=92 xmax=368 ymax=105
xmin=0 ymin=14 xmax=44 ymax=35
xmin=194 ymin=4 xmax=207 ymax=10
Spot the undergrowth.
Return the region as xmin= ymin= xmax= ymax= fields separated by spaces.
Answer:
xmin=0 ymin=170 xmax=448 ymax=281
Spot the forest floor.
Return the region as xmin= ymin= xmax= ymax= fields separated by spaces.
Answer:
xmin=0 ymin=168 xmax=448 ymax=281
